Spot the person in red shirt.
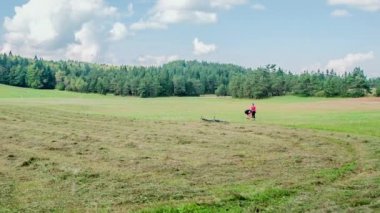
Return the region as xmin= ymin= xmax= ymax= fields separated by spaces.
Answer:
xmin=244 ymin=103 xmax=257 ymax=120
xmin=250 ymin=103 xmax=256 ymax=120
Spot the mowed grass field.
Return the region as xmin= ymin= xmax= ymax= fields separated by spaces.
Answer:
xmin=0 ymin=84 xmax=379 ymax=212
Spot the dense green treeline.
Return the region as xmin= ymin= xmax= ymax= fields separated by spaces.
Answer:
xmin=0 ymin=53 xmax=378 ymax=98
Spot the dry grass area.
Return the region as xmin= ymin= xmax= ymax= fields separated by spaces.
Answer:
xmin=1 ymin=105 xmax=379 ymax=212
xmin=278 ymin=97 xmax=380 ymax=112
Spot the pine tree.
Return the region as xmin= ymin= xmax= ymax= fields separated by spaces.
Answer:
xmin=215 ymin=84 xmax=228 ymax=96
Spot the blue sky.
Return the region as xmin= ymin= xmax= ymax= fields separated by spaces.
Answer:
xmin=0 ymin=0 xmax=379 ymax=77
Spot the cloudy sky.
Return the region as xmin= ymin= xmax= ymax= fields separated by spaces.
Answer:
xmin=0 ymin=0 xmax=379 ymax=76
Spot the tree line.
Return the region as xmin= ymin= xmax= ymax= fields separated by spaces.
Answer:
xmin=0 ymin=52 xmax=379 ymax=98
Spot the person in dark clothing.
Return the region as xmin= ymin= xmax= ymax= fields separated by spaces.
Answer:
xmin=250 ymin=103 xmax=256 ymax=120
xmin=244 ymin=109 xmax=252 ymax=119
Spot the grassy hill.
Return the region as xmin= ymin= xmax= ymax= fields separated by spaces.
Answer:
xmin=0 ymin=84 xmax=379 ymax=212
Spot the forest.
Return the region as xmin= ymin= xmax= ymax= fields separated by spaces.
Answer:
xmin=0 ymin=52 xmax=379 ymax=98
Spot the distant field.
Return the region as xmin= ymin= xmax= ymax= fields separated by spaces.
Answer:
xmin=1 ymin=84 xmax=379 ymax=137
xmin=0 ymin=84 xmax=379 ymax=212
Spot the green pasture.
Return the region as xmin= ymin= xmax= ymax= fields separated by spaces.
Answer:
xmin=1 ymin=84 xmax=379 ymax=137
xmin=0 ymin=84 xmax=379 ymax=212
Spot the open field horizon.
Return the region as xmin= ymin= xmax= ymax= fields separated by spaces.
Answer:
xmin=0 ymin=84 xmax=379 ymax=212
xmin=1 ymin=84 xmax=380 ymax=137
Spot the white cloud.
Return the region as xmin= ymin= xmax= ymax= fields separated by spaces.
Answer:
xmin=109 ymin=22 xmax=128 ymax=41
xmin=326 ymin=51 xmax=375 ymax=74
xmin=151 ymin=10 xmax=217 ymax=25
xmin=210 ymin=0 xmax=247 ymax=10
xmin=130 ymin=21 xmax=167 ymax=31
xmin=301 ymin=52 xmax=375 ymax=74
xmin=66 ymin=22 xmax=100 ymax=62
xmin=331 ymin=9 xmax=351 ymax=16
xmin=130 ymin=0 xmax=247 ymax=31
xmin=137 ymin=55 xmax=179 ymax=66
xmin=193 ymin=38 xmax=216 ymax=55
xmin=328 ymin=0 xmax=380 ymax=12
xmin=251 ymin=3 xmax=266 ymax=11
xmin=1 ymin=0 xmax=129 ymax=63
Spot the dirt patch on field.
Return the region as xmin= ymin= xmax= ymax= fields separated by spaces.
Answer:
xmin=288 ymin=97 xmax=380 ymax=112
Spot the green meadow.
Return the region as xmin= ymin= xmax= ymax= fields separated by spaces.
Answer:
xmin=1 ymin=84 xmax=379 ymax=137
xmin=0 ymin=84 xmax=379 ymax=212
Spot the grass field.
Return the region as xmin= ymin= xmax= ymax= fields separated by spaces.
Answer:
xmin=0 ymin=84 xmax=379 ymax=212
